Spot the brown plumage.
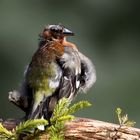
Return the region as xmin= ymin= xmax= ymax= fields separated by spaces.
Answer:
xmin=30 ymin=40 xmax=64 ymax=68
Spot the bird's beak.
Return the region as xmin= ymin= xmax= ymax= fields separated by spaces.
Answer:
xmin=63 ymin=28 xmax=74 ymax=36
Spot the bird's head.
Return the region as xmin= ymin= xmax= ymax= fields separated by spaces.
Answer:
xmin=39 ymin=24 xmax=77 ymax=50
xmin=41 ymin=24 xmax=74 ymax=41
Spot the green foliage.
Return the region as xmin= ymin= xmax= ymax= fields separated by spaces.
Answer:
xmin=16 ymin=119 xmax=48 ymax=135
xmin=0 ymin=102 xmax=136 ymax=140
xmin=0 ymin=123 xmax=14 ymax=140
xmin=116 ymin=108 xmax=136 ymax=127
xmin=0 ymin=119 xmax=48 ymax=140
xmin=48 ymin=122 xmax=65 ymax=140
xmin=49 ymin=98 xmax=91 ymax=140
xmin=67 ymin=100 xmax=91 ymax=115
xmin=51 ymin=98 xmax=71 ymax=122
xmin=0 ymin=98 xmax=91 ymax=140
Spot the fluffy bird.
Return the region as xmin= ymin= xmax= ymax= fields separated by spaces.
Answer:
xmin=9 ymin=24 xmax=96 ymax=122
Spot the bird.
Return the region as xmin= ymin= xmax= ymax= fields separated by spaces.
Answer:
xmin=9 ymin=24 xmax=96 ymax=124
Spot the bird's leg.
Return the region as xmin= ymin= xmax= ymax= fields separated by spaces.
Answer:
xmin=8 ymin=90 xmax=28 ymax=113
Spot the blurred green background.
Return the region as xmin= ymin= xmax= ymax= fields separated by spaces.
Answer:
xmin=0 ymin=0 xmax=140 ymax=127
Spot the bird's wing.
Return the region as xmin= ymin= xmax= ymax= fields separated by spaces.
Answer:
xmin=58 ymin=69 xmax=76 ymax=100
xmin=78 ymin=52 xmax=96 ymax=93
xmin=56 ymin=46 xmax=81 ymax=101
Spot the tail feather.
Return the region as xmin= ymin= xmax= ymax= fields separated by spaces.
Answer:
xmin=27 ymin=91 xmax=46 ymax=120
xmin=37 ymin=116 xmax=45 ymax=130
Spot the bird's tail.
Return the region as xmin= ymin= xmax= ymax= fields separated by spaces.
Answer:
xmin=27 ymin=91 xmax=47 ymax=130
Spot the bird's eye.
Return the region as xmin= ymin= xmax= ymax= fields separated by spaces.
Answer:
xmin=50 ymin=28 xmax=59 ymax=33
xmin=51 ymin=26 xmax=63 ymax=34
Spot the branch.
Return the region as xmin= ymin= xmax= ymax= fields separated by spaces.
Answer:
xmin=7 ymin=91 xmax=140 ymax=139
xmin=1 ymin=118 xmax=140 ymax=139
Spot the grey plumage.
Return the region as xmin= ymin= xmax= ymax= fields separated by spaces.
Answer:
xmin=57 ymin=46 xmax=81 ymax=100
xmin=78 ymin=52 xmax=96 ymax=93
xmin=43 ymin=46 xmax=96 ymax=120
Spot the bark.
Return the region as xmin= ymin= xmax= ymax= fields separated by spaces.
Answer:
xmin=1 ymin=118 xmax=140 ymax=140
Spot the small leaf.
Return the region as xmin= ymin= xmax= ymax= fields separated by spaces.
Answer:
xmin=16 ymin=119 xmax=48 ymax=134
xmin=53 ymin=98 xmax=70 ymax=117
xmin=0 ymin=123 xmax=14 ymax=139
xmin=58 ymin=115 xmax=75 ymax=122
xmin=116 ymin=108 xmax=122 ymax=115
xmin=121 ymin=114 xmax=128 ymax=124
xmin=115 ymin=107 xmax=136 ymax=127
xmin=68 ymin=101 xmax=91 ymax=115
xmin=125 ymin=121 xmax=136 ymax=127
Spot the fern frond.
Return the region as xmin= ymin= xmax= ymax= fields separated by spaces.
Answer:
xmin=53 ymin=98 xmax=70 ymax=117
xmin=57 ymin=115 xmax=75 ymax=122
xmin=49 ymin=98 xmax=92 ymax=140
xmin=0 ymin=123 xmax=14 ymax=139
xmin=116 ymin=107 xmax=136 ymax=127
xmin=67 ymin=100 xmax=92 ymax=115
xmin=16 ymin=119 xmax=48 ymax=135
xmin=51 ymin=98 xmax=71 ymax=123
xmin=48 ymin=122 xmax=65 ymax=140
xmin=0 ymin=98 xmax=92 ymax=140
